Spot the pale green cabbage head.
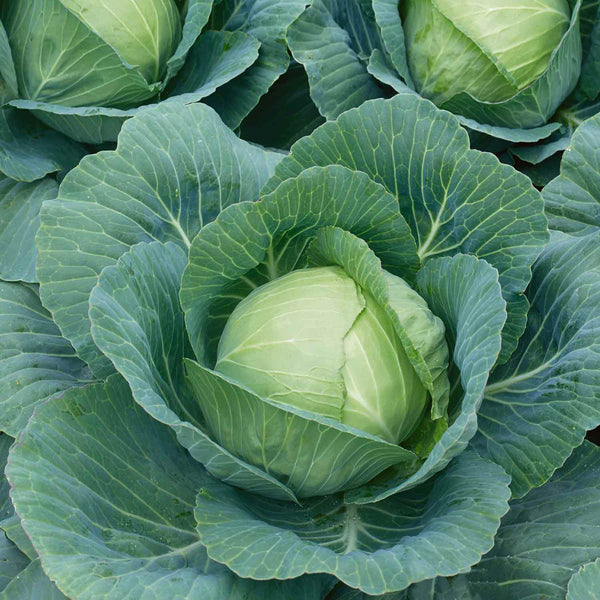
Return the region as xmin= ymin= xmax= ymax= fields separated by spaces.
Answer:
xmin=2 ymin=0 xmax=182 ymax=108
xmin=62 ymin=0 xmax=182 ymax=83
xmin=215 ymin=266 xmax=447 ymax=445
xmin=403 ymin=0 xmax=571 ymax=103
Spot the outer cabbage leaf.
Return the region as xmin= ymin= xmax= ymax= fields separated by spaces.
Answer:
xmin=332 ymin=442 xmax=600 ymax=600
xmin=0 ymin=109 xmax=86 ymax=182
xmin=0 ymin=21 xmax=17 ymax=103
xmin=0 ymin=435 xmax=29 ymax=593
xmin=287 ymin=0 xmax=388 ymax=120
xmin=0 ymin=282 xmax=92 ymax=437
xmin=0 ymin=560 xmax=67 ymax=600
xmin=544 ymin=111 xmax=600 ymax=234
xmin=406 ymin=441 xmax=600 ymax=600
xmin=472 ymin=231 xmax=600 ymax=497
xmin=193 ymin=449 xmax=509 ymax=596
xmin=0 ymin=177 xmax=56 ymax=283
xmin=567 ymin=558 xmax=600 ymax=600
xmin=6 ymin=376 xmax=333 ymax=599
xmin=37 ymin=102 xmax=281 ymax=378
xmin=565 ymin=0 xmax=600 ymax=103
xmin=205 ymin=0 xmax=312 ymax=128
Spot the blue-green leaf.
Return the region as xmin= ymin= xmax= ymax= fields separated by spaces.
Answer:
xmin=287 ymin=0 xmax=386 ymax=119
xmin=0 ymin=177 xmax=56 ymax=283
xmin=37 ymin=102 xmax=281 ymax=378
xmin=0 ymin=282 xmax=92 ymax=437
xmin=194 ymin=449 xmax=509 ymax=595
xmin=0 ymin=109 xmax=85 ymax=182
xmin=543 ymin=112 xmax=600 ymax=235
xmin=6 ymin=376 xmax=332 ymax=599
xmin=473 ymin=232 xmax=600 ymax=498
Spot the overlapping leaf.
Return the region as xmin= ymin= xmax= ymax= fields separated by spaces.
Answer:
xmin=263 ymin=94 xmax=548 ymax=363
xmin=6 ymin=376 xmax=332 ymax=600
xmin=37 ymin=102 xmax=281 ymax=378
xmin=0 ymin=282 xmax=92 ymax=437
xmin=544 ymin=111 xmax=600 ymax=234
xmin=473 ymin=232 xmax=600 ymax=497
xmin=0 ymin=177 xmax=56 ymax=283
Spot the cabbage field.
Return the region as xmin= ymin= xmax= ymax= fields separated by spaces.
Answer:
xmin=2 ymin=1 xmax=600 ymax=599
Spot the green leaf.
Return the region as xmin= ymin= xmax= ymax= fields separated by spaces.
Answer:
xmin=263 ymin=94 xmax=548 ymax=364
xmin=372 ymin=0 xmax=414 ymax=87
xmin=1 ymin=516 xmax=35 ymax=561
xmin=0 ymin=21 xmax=17 ymax=103
xmin=0 ymin=560 xmax=66 ymax=600
xmin=287 ymin=0 xmax=387 ymax=119
xmin=0 ymin=177 xmax=56 ymax=283
xmin=568 ymin=558 xmax=600 ymax=600
xmin=0 ymin=435 xmax=13 ymax=522
xmin=410 ymin=441 xmax=600 ymax=600
xmin=37 ymin=102 xmax=281 ymax=378
xmin=166 ymin=31 xmax=260 ymax=100
xmin=0 ymin=435 xmax=28 ymax=593
xmin=0 ymin=533 xmax=28 ymax=594
xmin=11 ymin=101 xmax=131 ymax=145
xmin=571 ymin=0 xmax=600 ymax=102
xmin=510 ymin=132 xmax=571 ymax=164
xmin=6 ymin=376 xmax=331 ymax=599
xmin=365 ymin=55 xmax=565 ymax=148
xmin=89 ymin=242 xmax=298 ymax=502
xmin=163 ymin=0 xmax=215 ymax=84
xmin=0 ymin=282 xmax=92 ymax=437
xmin=194 ymin=449 xmax=509 ymax=595
xmin=185 ymin=358 xmax=419 ymax=498
xmin=0 ymin=108 xmax=85 ymax=181
xmin=473 ymin=232 xmax=600 ymax=498
xmin=543 ymin=112 xmax=600 ymax=235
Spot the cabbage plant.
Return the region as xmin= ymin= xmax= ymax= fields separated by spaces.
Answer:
xmin=287 ymin=0 xmax=600 ymax=182
xmin=403 ymin=0 xmax=572 ymax=105
xmin=0 ymin=0 xmax=307 ymax=182
xmin=1 ymin=94 xmax=600 ymax=598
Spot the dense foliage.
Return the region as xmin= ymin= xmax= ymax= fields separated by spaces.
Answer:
xmin=288 ymin=0 xmax=600 ymax=184
xmin=2 ymin=2 xmax=600 ymax=599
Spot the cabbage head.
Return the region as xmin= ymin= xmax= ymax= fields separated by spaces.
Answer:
xmin=1 ymin=0 xmax=181 ymax=109
xmin=0 ymin=0 xmax=308 ymax=162
xmin=212 ymin=265 xmax=448 ymax=494
xmin=287 ymin=0 xmax=589 ymax=156
xmin=403 ymin=0 xmax=571 ymax=104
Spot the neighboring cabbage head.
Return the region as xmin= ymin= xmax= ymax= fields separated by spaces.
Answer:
xmin=403 ymin=0 xmax=571 ymax=104
xmin=2 ymin=0 xmax=182 ymax=109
